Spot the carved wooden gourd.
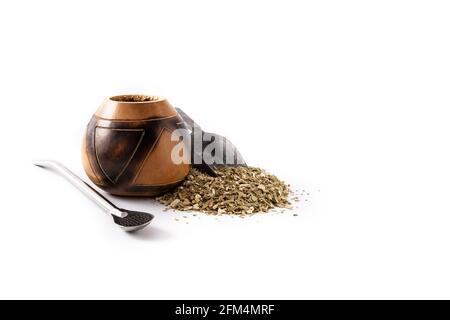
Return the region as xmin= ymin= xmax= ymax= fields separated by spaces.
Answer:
xmin=82 ymin=95 xmax=190 ymax=196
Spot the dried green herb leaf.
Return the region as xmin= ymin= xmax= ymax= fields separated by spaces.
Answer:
xmin=156 ymin=167 xmax=291 ymax=216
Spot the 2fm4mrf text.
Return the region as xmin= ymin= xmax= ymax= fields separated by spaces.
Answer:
xmin=175 ymin=304 xmax=276 ymax=318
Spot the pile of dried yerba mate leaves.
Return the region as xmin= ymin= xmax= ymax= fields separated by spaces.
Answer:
xmin=156 ymin=167 xmax=291 ymax=215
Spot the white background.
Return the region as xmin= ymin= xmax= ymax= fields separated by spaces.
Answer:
xmin=1 ymin=0 xmax=450 ymax=299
